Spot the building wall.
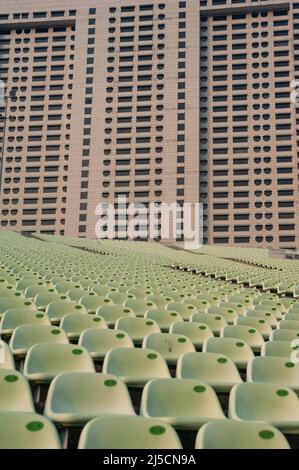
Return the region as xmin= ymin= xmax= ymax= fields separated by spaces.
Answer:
xmin=0 ymin=0 xmax=200 ymax=242
xmin=0 ymin=0 xmax=298 ymax=249
xmin=200 ymin=0 xmax=299 ymax=250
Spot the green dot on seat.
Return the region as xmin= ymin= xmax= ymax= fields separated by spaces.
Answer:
xmin=51 ymin=329 xmax=60 ymax=335
xmin=146 ymin=321 xmax=154 ymax=326
xmin=276 ymin=389 xmax=289 ymax=397
xmin=259 ymin=320 xmax=265 ymax=324
xmin=193 ymin=385 xmax=206 ymax=393
xmin=123 ymin=309 xmax=130 ymax=313
xmin=75 ymin=305 xmax=82 ymax=309
xmin=26 ymin=421 xmax=44 ymax=432
xmin=199 ymin=325 xmax=206 ymax=330
xmin=228 ymin=309 xmax=234 ymax=313
xmin=4 ymin=374 xmax=18 ymax=383
xmin=248 ymin=329 xmax=256 ymax=334
xmin=116 ymin=333 xmax=125 ymax=339
xmin=93 ymin=317 xmax=101 ymax=322
xmin=170 ymin=312 xmax=177 ymax=317
xmin=24 ymin=301 xmax=31 ymax=306
xmin=149 ymin=425 xmax=166 ymax=436
xmin=217 ymin=357 xmax=227 ymax=364
xmin=147 ymin=353 xmax=157 ymax=360
xmin=104 ymin=379 xmax=117 ymax=387
xmin=236 ymin=342 xmax=244 ymax=347
xmin=178 ymin=337 xmax=186 ymax=343
xmin=36 ymin=313 xmax=44 ymax=318
xmin=72 ymin=348 xmax=83 ymax=355
xmin=259 ymin=430 xmax=275 ymax=440
xmin=215 ymin=316 xmax=222 ymax=320
xmin=285 ymin=362 xmax=295 ymax=368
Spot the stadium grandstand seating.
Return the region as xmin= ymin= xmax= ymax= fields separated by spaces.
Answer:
xmin=0 ymin=230 xmax=298 ymax=448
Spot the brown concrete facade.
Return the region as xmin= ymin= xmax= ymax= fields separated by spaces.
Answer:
xmin=200 ymin=0 xmax=299 ymax=250
xmin=0 ymin=0 xmax=200 ymax=243
xmin=0 ymin=0 xmax=299 ymax=249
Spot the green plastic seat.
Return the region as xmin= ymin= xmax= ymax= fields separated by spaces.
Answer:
xmin=79 ymin=295 xmax=112 ymax=314
xmin=78 ymin=415 xmax=182 ymax=449
xmin=142 ymin=333 xmax=195 ymax=365
xmin=145 ymin=294 xmax=172 ymax=308
xmin=221 ymin=325 xmax=264 ymax=352
xmin=34 ymin=292 xmax=65 ymax=310
xmin=54 ymin=280 xmax=78 ymax=294
xmin=197 ymin=294 xmax=221 ymax=306
xmin=254 ymin=304 xmax=282 ymax=320
xmin=284 ymin=312 xmax=299 ymax=321
xmin=247 ymin=356 xmax=299 ymax=393
xmin=115 ymin=317 xmax=160 ymax=344
xmin=229 ymin=295 xmax=253 ymax=309
xmin=127 ymin=287 xmax=153 ymax=299
xmin=24 ymin=285 xmax=53 ymax=300
xmin=107 ymin=292 xmax=135 ymax=305
xmin=191 ymin=313 xmax=227 ymax=336
xmin=141 ymin=378 xmax=226 ymax=430
xmin=60 ymin=313 xmax=107 ymax=340
xmin=203 ymin=337 xmax=254 ymax=369
xmin=219 ymin=301 xmax=246 ymax=315
xmin=207 ymin=306 xmax=238 ymax=325
xmin=259 ymin=300 xmax=287 ymax=314
xmin=229 ymin=383 xmax=299 ymax=434
xmin=245 ymin=309 xmax=278 ymax=328
xmin=289 ymin=302 xmax=299 ymax=312
xmin=66 ymin=288 xmax=88 ymax=302
xmin=10 ymin=325 xmax=69 ymax=357
xmin=44 ymin=372 xmax=135 ymax=426
xmin=0 ymin=286 xmax=23 ymax=298
xmin=261 ymin=340 xmax=295 ymax=359
xmin=96 ymin=305 xmax=135 ymax=327
xmin=0 ymin=411 xmax=61 ymax=449
xmin=0 ymin=341 xmax=15 ymax=369
xmin=46 ymin=300 xmax=87 ymax=324
xmin=78 ymin=328 xmax=134 ymax=360
xmin=90 ymin=285 xmax=112 ymax=297
xmin=271 ymin=328 xmax=299 ymax=342
xmin=278 ymin=319 xmax=299 ymax=331
xmin=15 ymin=278 xmax=44 ymax=292
xmin=166 ymin=302 xmax=197 ymax=320
xmin=123 ymin=299 xmax=157 ymax=317
xmin=177 ymin=352 xmax=242 ymax=392
xmin=0 ymin=309 xmax=50 ymax=335
xmin=102 ymin=347 xmax=170 ymax=387
xmin=236 ymin=316 xmax=272 ymax=340
xmin=183 ymin=298 xmax=209 ymax=313
xmin=0 ymin=369 xmax=34 ymax=412
xmin=278 ymin=298 xmax=294 ymax=310
xmin=145 ymin=309 xmax=183 ymax=332
xmin=195 ymin=420 xmax=290 ymax=449
xmin=23 ymin=343 xmax=95 ymax=384
xmin=169 ymin=321 xmax=214 ymax=349
xmin=0 ymin=297 xmax=34 ymax=318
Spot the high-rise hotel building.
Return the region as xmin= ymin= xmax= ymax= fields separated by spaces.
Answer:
xmin=0 ymin=0 xmax=298 ymax=250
